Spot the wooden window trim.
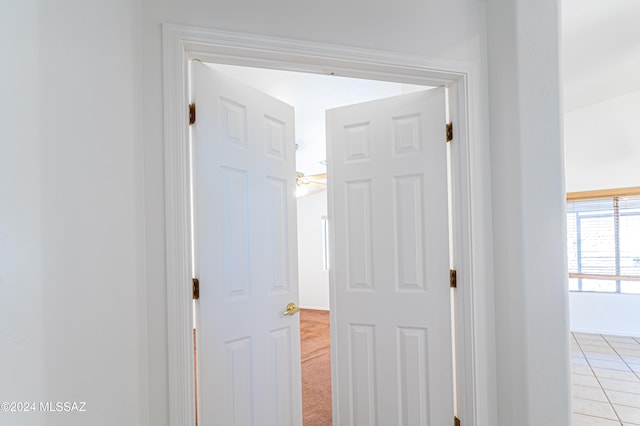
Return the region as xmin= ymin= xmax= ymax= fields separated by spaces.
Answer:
xmin=569 ymin=273 xmax=640 ymax=282
xmin=567 ymin=186 xmax=640 ymax=201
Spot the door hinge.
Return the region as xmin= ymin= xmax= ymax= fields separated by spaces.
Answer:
xmin=189 ymin=103 xmax=196 ymax=126
xmin=454 ymin=416 xmax=461 ymax=426
xmin=450 ymin=269 xmax=457 ymax=288
xmin=192 ymin=277 xmax=200 ymax=300
xmin=446 ymin=122 xmax=453 ymax=142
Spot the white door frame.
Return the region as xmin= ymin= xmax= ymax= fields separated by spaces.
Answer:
xmin=162 ymin=23 xmax=490 ymax=426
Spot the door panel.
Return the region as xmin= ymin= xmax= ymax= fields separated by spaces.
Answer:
xmin=191 ymin=61 xmax=302 ymax=426
xmin=327 ymin=89 xmax=453 ymax=426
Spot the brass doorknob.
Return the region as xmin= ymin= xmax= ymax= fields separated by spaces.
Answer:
xmin=283 ymin=302 xmax=300 ymax=316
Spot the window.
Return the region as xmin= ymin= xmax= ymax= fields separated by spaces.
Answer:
xmin=321 ymin=215 xmax=329 ymax=271
xmin=567 ymin=188 xmax=640 ymax=293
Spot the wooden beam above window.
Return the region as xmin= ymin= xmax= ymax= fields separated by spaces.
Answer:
xmin=567 ymin=186 xmax=640 ymax=201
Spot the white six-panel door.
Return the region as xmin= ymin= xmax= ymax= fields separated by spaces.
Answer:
xmin=327 ymin=89 xmax=454 ymax=426
xmin=190 ymin=61 xmax=302 ymax=426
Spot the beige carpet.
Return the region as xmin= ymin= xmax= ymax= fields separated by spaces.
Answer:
xmin=300 ymin=309 xmax=332 ymax=426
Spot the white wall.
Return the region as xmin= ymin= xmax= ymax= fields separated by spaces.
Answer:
xmin=570 ymin=293 xmax=640 ymax=337
xmin=297 ymin=191 xmax=330 ymax=310
xmin=0 ymin=1 xmax=146 ymax=426
xmin=487 ymin=0 xmax=571 ymax=424
xmin=565 ymin=90 xmax=640 ymax=336
xmin=565 ymin=90 xmax=640 ymax=192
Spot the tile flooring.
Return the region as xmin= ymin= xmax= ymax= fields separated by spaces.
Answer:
xmin=572 ymin=332 xmax=640 ymax=425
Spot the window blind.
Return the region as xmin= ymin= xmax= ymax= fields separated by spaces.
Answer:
xmin=566 ymin=194 xmax=640 ymax=293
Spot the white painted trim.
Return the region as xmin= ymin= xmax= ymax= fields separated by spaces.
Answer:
xmin=162 ymin=26 xmax=196 ymax=426
xmin=449 ymin=77 xmax=475 ymax=424
xmin=162 ymin=23 xmax=493 ymax=426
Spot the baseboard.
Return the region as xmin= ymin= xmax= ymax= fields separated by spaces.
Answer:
xmin=300 ymin=305 xmax=330 ymax=311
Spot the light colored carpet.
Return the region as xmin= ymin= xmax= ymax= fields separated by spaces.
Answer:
xmin=300 ymin=309 xmax=332 ymax=426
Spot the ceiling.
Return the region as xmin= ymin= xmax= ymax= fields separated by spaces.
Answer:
xmin=562 ymin=0 xmax=640 ymax=111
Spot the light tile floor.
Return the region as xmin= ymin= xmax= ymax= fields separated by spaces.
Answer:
xmin=572 ymin=332 xmax=640 ymax=425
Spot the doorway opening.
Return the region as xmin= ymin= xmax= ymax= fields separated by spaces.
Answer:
xmin=189 ymin=61 xmax=456 ymax=425
xmin=163 ymin=23 xmax=482 ymax=426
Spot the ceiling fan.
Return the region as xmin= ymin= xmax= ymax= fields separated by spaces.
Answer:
xmin=296 ymin=172 xmax=326 ymax=188
xmin=295 ymin=172 xmax=327 ymax=196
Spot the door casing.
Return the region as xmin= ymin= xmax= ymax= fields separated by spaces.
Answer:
xmin=162 ymin=23 xmax=490 ymax=426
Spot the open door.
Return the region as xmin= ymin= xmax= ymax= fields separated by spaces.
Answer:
xmin=190 ymin=61 xmax=302 ymax=426
xmin=327 ymin=89 xmax=454 ymax=425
